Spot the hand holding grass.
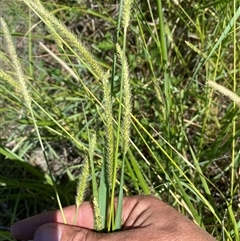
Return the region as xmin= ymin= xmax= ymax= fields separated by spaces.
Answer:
xmin=11 ymin=195 xmax=216 ymax=241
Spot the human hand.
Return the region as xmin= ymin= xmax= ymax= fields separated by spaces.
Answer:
xmin=11 ymin=195 xmax=216 ymax=241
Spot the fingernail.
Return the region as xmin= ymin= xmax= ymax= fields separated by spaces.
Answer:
xmin=34 ymin=224 xmax=62 ymax=241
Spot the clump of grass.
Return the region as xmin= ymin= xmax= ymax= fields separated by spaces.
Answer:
xmin=1 ymin=0 xmax=134 ymax=233
xmin=0 ymin=1 xmax=239 ymax=240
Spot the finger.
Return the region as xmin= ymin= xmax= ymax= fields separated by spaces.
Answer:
xmin=33 ymin=223 xmax=96 ymax=241
xmin=34 ymin=223 xmax=140 ymax=241
xmin=11 ymin=202 xmax=95 ymax=240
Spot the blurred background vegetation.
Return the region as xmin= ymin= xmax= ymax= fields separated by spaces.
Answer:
xmin=0 ymin=0 xmax=239 ymax=240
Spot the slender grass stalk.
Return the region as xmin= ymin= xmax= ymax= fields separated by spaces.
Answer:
xmin=108 ymin=0 xmax=133 ymax=231
xmin=230 ymin=1 xmax=239 ymax=239
xmin=98 ymin=158 xmax=108 ymax=230
xmin=115 ymin=158 xmax=125 ymax=229
xmin=156 ymin=0 xmax=171 ymax=123
xmin=28 ymin=8 xmax=33 ymax=78
xmin=115 ymin=42 xmax=132 ymax=230
xmin=111 ymin=0 xmax=123 ymax=96
xmin=231 ymin=0 xmax=237 ymax=199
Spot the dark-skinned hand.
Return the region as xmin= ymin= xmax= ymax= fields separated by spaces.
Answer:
xmin=11 ymin=195 xmax=216 ymax=241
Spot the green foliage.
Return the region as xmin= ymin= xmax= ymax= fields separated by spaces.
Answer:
xmin=0 ymin=0 xmax=239 ymax=240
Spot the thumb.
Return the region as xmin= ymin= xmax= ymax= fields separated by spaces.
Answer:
xmin=34 ymin=223 xmax=101 ymax=241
